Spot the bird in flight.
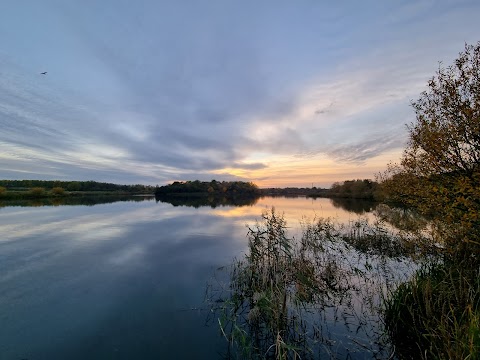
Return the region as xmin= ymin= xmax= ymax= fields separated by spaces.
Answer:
xmin=40 ymin=71 xmax=47 ymax=75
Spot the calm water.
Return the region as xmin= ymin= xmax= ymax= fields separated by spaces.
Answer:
xmin=0 ymin=197 xmax=390 ymax=360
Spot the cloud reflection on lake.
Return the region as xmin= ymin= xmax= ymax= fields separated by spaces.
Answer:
xmin=0 ymin=196 xmax=381 ymax=359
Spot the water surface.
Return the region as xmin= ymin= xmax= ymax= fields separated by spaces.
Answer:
xmin=0 ymin=196 xmax=391 ymax=359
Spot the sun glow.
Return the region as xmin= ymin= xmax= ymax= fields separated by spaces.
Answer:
xmin=214 ymin=148 xmax=402 ymax=189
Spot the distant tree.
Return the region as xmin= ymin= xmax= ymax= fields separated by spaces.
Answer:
xmin=51 ymin=187 xmax=65 ymax=196
xmin=0 ymin=186 xmax=6 ymax=196
xmin=328 ymin=179 xmax=378 ymax=199
xmin=66 ymin=182 xmax=81 ymax=191
xmin=155 ymin=180 xmax=260 ymax=197
xmin=29 ymin=187 xmax=45 ymax=197
xmin=379 ymin=42 xmax=480 ymax=251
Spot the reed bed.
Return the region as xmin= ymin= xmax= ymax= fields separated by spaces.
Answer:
xmin=207 ymin=207 xmax=424 ymax=359
xmin=385 ymin=260 xmax=480 ymax=359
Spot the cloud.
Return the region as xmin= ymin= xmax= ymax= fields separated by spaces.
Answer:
xmin=1 ymin=1 xmax=480 ymax=186
xmin=323 ymin=133 xmax=407 ymax=163
xmin=231 ymin=162 xmax=267 ymax=171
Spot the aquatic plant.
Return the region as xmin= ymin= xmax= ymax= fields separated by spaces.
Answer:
xmin=208 ymin=208 xmax=417 ymax=359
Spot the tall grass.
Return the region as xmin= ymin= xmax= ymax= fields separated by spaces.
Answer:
xmin=385 ymin=261 xmax=480 ymax=359
xmin=208 ymin=207 xmax=420 ymax=359
xmin=208 ymin=204 xmax=479 ymax=359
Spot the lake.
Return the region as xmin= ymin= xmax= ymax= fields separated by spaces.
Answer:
xmin=0 ymin=196 xmax=410 ymax=359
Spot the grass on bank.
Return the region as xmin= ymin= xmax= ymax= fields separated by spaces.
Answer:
xmin=385 ymin=260 xmax=480 ymax=359
xmin=208 ymin=206 xmax=480 ymax=359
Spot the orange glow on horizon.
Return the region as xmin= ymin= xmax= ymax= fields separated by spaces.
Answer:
xmin=212 ymin=149 xmax=402 ymax=188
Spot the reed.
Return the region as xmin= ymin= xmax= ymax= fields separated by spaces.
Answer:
xmin=384 ymin=260 xmax=480 ymax=359
xmin=209 ymin=205 xmax=478 ymax=359
xmin=208 ymin=208 xmax=415 ymax=359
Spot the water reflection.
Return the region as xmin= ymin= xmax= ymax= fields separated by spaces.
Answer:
xmin=209 ymin=196 xmax=378 ymax=229
xmin=330 ymin=197 xmax=377 ymax=214
xmin=207 ymin=209 xmax=417 ymax=359
xmin=0 ymin=196 xmax=414 ymax=359
xmin=155 ymin=194 xmax=259 ymax=208
xmin=0 ymin=195 xmax=154 ymax=208
xmin=0 ymin=201 xmax=243 ymax=359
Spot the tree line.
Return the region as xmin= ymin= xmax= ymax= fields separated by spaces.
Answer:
xmin=375 ymin=42 xmax=480 ymax=358
xmin=0 ymin=180 xmax=155 ymax=193
xmin=327 ymin=179 xmax=379 ymax=199
xmin=154 ymin=180 xmax=260 ymax=197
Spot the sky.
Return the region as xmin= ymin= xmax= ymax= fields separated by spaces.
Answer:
xmin=1 ymin=0 xmax=479 ymax=188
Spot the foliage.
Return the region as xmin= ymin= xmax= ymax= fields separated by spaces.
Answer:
xmin=155 ymin=180 xmax=260 ymax=197
xmin=385 ymin=261 xmax=480 ymax=360
xmin=378 ymin=42 xmax=480 ymax=254
xmin=0 ymin=179 xmax=155 ymax=193
xmin=51 ymin=187 xmax=65 ymax=195
xmin=380 ymin=42 xmax=480 ymax=359
xmin=407 ymin=42 xmax=480 ymax=178
xmin=328 ymin=179 xmax=379 ymax=199
xmin=29 ymin=187 xmax=45 ymax=197
xmin=0 ymin=186 xmax=6 ymax=196
xmin=263 ymin=187 xmax=328 ymax=197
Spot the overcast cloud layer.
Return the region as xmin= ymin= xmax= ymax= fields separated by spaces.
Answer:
xmin=1 ymin=0 xmax=479 ymax=187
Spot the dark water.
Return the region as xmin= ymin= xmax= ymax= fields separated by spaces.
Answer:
xmin=0 ymin=197 xmax=399 ymax=359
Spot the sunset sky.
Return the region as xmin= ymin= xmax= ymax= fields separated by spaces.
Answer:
xmin=1 ymin=0 xmax=479 ymax=188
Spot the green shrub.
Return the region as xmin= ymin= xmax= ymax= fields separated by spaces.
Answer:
xmin=29 ymin=187 xmax=45 ymax=197
xmin=51 ymin=187 xmax=65 ymax=195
